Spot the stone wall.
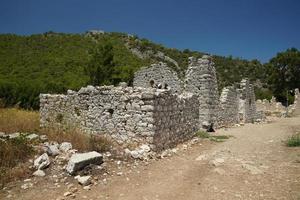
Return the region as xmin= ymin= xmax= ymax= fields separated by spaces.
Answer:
xmin=238 ymin=79 xmax=257 ymax=123
xmin=133 ymin=62 xmax=182 ymax=93
xmin=256 ymin=97 xmax=286 ymax=117
xmin=292 ymin=88 xmax=300 ymax=116
xmin=184 ymin=55 xmax=219 ymax=127
xmin=218 ymin=86 xmax=240 ymax=126
xmin=40 ymin=85 xmax=199 ymax=151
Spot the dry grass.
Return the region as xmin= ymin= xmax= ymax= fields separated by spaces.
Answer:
xmin=0 ymin=136 xmax=34 ymax=188
xmin=0 ymin=108 xmax=39 ymax=133
xmin=41 ymin=128 xmax=112 ymax=152
xmin=0 ymin=108 xmax=113 ymax=187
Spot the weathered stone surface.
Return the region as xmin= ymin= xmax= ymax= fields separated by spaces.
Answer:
xmin=185 ymin=55 xmax=219 ymax=128
xmin=59 ymin=142 xmax=72 ymax=152
xmin=40 ymin=86 xmax=199 ymax=151
xmin=238 ymin=79 xmax=258 ymax=123
xmin=46 ymin=144 xmax=60 ymax=156
xmin=66 ymin=151 xmax=103 ymax=174
xmin=218 ymin=86 xmax=240 ymax=126
xmin=33 ymin=169 xmax=46 ymax=177
xmin=76 ymin=175 xmax=91 ymax=186
xmin=26 ymin=133 xmax=39 ymax=140
xmin=34 ymin=153 xmax=50 ymax=169
xmin=133 ymin=62 xmax=183 ymax=93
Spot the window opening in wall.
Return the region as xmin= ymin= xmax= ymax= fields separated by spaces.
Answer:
xmin=107 ymin=108 xmax=114 ymax=115
xmin=150 ymin=80 xmax=155 ymax=87
xmin=164 ymin=83 xmax=168 ymax=89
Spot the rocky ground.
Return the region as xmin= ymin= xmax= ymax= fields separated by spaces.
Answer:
xmin=1 ymin=116 xmax=300 ymax=200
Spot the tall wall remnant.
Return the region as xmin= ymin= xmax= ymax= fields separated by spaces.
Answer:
xmin=40 ymin=85 xmax=199 ymax=151
xmin=239 ymin=79 xmax=257 ymax=123
xmin=292 ymin=88 xmax=300 ymax=116
xmin=133 ymin=62 xmax=182 ymax=93
xmin=218 ymin=86 xmax=240 ymax=126
xmin=184 ymin=55 xmax=219 ymax=127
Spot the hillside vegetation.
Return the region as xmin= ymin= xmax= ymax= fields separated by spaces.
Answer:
xmin=0 ymin=31 xmax=299 ymax=109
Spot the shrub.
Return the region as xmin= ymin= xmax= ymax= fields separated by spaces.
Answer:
xmin=195 ymin=131 xmax=210 ymax=138
xmin=286 ymin=133 xmax=300 ymax=147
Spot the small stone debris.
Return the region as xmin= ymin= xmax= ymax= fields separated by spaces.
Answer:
xmin=26 ymin=133 xmax=39 ymax=140
xmin=213 ymin=168 xmax=225 ymax=175
xmin=242 ymin=164 xmax=263 ymax=175
xmin=195 ymin=154 xmax=207 ymax=161
xmin=66 ymin=151 xmax=103 ymax=175
xmin=34 ymin=153 xmax=51 ymax=169
xmin=59 ymin=142 xmax=72 ymax=152
xmin=39 ymin=135 xmax=48 ymax=141
xmin=128 ymin=144 xmax=151 ymax=160
xmin=8 ymin=132 xmax=20 ymax=139
xmin=33 ymin=169 xmax=46 ymax=177
xmin=46 ymin=144 xmax=60 ymax=156
xmin=63 ymin=191 xmax=73 ymax=197
xmin=210 ymin=158 xmax=225 ymax=167
xmin=75 ymin=175 xmax=92 ymax=186
xmin=21 ymin=183 xmax=33 ymax=190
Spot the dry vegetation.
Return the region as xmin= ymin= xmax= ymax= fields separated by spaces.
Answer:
xmin=40 ymin=128 xmax=112 ymax=152
xmin=0 ymin=108 xmax=40 ymax=133
xmin=0 ymin=108 xmax=112 ymax=187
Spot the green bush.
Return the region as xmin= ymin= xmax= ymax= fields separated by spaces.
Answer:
xmin=286 ymin=133 xmax=300 ymax=147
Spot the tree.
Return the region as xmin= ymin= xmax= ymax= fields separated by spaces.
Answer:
xmin=85 ymin=42 xmax=115 ymax=86
xmin=267 ymin=48 xmax=300 ymax=104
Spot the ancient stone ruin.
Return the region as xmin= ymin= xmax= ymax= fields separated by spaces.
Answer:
xmin=133 ymin=62 xmax=183 ymax=93
xmin=184 ymin=56 xmax=219 ymax=128
xmin=218 ymin=86 xmax=240 ymax=127
xmin=40 ymin=55 xmax=299 ymax=152
xmin=40 ymin=86 xmax=199 ymax=151
xmin=238 ymin=79 xmax=257 ymax=123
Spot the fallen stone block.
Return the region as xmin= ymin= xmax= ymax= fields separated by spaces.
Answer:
xmin=34 ymin=153 xmax=51 ymax=169
xmin=66 ymin=151 xmax=103 ymax=175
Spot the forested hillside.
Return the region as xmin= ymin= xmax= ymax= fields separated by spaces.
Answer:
xmin=0 ymin=31 xmax=299 ymax=109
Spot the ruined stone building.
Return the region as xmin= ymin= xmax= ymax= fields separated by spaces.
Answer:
xmin=218 ymin=86 xmax=240 ymax=126
xmin=238 ymin=79 xmax=257 ymax=123
xmin=40 ymin=55 xmax=270 ymax=151
xmin=133 ymin=62 xmax=183 ymax=93
xmin=184 ymin=56 xmax=220 ymax=128
xmin=40 ymin=86 xmax=199 ymax=151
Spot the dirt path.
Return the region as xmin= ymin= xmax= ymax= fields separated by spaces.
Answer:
xmin=2 ymin=117 xmax=300 ymax=200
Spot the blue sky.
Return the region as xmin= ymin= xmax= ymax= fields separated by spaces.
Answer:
xmin=0 ymin=0 xmax=299 ymax=62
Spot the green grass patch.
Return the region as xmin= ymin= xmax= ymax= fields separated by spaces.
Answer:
xmin=196 ymin=131 xmax=232 ymax=142
xmin=195 ymin=131 xmax=210 ymax=138
xmin=286 ymin=133 xmax=300 ymax=147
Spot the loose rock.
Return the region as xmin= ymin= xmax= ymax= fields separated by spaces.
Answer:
xmin=66 ymin=151 xmax=103 ymax=174
xmin=34 ymin=153 xmax=51 ymax=169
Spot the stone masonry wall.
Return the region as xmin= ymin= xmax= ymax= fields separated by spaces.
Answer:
xmin=238 ymin=79 xmax=257 ymax=123
xmin=184 ymin=55 xmax=219 ymax=127
xmin=292 ymin=88 xmax=300 ymax=116
xmin=40 ymin=85 xmax=199 ymax=151
xmin=133 ymin=62 xmax=183 ymax=93
xmin=218 ymin=86 xmax=240 ymax=126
